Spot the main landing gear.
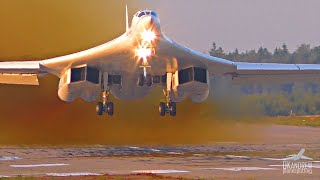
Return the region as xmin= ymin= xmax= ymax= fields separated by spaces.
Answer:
xmin=96 ymin=91 xmax=114 ymax=116
xmin=159 ymin=73 xmax=177 ymax=117
xmin=159 ymin=90 xmax=177 ymax=117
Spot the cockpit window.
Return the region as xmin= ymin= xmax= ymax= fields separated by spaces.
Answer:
xmin=135 ymin=10 xmax=158 ymax=18
xmin=138 ymin=12 xmax=146 ymax=17
xmin=151 ymin=12 xmax=157 ymax=17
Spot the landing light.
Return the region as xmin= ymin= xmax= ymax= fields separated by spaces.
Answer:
xmin=141 ymin=30 xmax=156 ymax=43
xmin=135 ymin=47 xmax=152 ymax=59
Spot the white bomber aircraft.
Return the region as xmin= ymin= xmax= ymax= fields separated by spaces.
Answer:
xmin=2 ymin=8 xmax=320 ymax=117
xmin=263 ymin=149 xmax=313 ymax=161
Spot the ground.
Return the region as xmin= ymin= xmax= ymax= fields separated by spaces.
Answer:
xmin=0 ymin=117 xmax=320 ymax=180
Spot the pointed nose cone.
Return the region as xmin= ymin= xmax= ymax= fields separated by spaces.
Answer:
xmin=142 ymin=16 xmax=160 ymax=32
xmin=137 ymin=15 xmax=161 ymax=34
xmin=143 ymin=16 xmax=155 ymax=27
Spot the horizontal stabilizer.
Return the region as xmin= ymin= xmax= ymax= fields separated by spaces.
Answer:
xmin=0 ymin=73 xmax=39 ymax=85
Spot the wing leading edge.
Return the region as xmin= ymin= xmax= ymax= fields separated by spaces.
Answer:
xmin=160 ymin=36 xmax=320 ymax=84
xmin=0 ymin=33 xmax=130 ymax=85
xmin=0 ymin=61 xmax=43 ymax=85
xmin=232 ymin=62 xmax=320 ymax=84
xmin=158 ymin=36 xmax=236 ymax=75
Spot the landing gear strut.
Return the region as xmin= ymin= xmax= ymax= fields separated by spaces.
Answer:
xmin=138 ymin=74 xmax=152 ymax=86
xmin=159 ymin=90 xmax=177 ymax=117
xmin=96 ymin=91 xmax=114 ymax=116
xmin=159 ymin=73 xmax=177 ymax=117
xmin=138 ymin=60 xmax=152 ymax=87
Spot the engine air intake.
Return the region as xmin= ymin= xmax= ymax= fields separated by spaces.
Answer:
xmin=178 ymin=67 xmax=207 ymax=84
xmin=70 ymin=66 xmax=100 ymax=84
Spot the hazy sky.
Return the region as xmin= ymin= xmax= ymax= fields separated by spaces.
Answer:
xmin=141 ymin=0 xmax=320 ymax=53
xmin=1 ymin=0 xmax=318 ymax=58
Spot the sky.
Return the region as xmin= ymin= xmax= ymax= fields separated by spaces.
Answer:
xmin=1 ymin=0 xmax=319 ymax=59
xmin=143 ymin=0 xmax=320 ymax=53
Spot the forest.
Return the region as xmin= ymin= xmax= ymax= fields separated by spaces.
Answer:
xmin=209 ymin=43 xmax=320 ymax=116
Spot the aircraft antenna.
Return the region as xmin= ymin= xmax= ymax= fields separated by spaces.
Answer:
xmin=126 ymin=4 xmax=129 ymax=33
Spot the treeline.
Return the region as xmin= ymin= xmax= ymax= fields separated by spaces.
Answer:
xmin=209 ymin=43 xmax=320 ymax=116
xmin=209 ymin=43 xmax=320 ymax=64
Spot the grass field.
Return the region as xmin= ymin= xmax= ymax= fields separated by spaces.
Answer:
xmin=269 ymin=115 xmax=320 ymax=127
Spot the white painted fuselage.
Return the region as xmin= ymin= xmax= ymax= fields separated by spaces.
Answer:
xmin=56 ymin=10 xmax=209 ymax=102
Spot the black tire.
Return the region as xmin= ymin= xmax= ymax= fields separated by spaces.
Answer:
xmin=170 ymin=102 xmax=177 ymax=116
xmin=146 ymin=74 xmax=152 ymax=86
xmin=96 ymin=102 xmax=104 ymax=116
xmin=159 ymin=102 xmax=166 ymax=116
xmin=138 ymin=74 xmax=144 ymax=86
xmin=106 ymin=102 xmax=114 ymax=116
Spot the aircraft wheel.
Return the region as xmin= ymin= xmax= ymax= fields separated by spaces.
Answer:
xmin=169 ymin=102 xmax=177 ymax=116
xmin=146 ymin=74 xmax=152 ymax=86
xmin=106 ymin=102 xmax=114 ymax=116
xmin=159 ymin=102 xmax=166 ymax=116
xmin=138 ymin=74 xmax=144 ymax=86
xmin=96 ymin=102 xmax=104 ymax=116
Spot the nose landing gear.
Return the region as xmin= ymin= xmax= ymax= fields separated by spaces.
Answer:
xmin=138 ymin=74 xmax=153 ymax=86
xmin=96 ymin=91 xmax=114 ymax=116
xmin=137 ymin=60 xmax=153 ymax=87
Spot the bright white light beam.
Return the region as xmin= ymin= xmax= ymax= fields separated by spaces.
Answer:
xmin=135 ymin=47 xmax=152 ymax=59
xmin=141 ymin=30 xmax=156 ymax=43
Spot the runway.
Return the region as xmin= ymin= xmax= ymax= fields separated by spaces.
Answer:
xmin=0 ymin=125 xmax=319 ymax=179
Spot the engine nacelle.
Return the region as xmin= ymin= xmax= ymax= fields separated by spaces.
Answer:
xmin=171 ymin=67 xmax=210 ymax=103
xmin=189 ymin=88 xmax=209 ymax=103
xmin=58 ymin=66 xmax=101 ymax=102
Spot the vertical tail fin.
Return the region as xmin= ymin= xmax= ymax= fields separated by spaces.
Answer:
xmin=126 ymin=4 xmax=129 ymax=33
xmin=298 ymin=148 xmax=305 ymax=156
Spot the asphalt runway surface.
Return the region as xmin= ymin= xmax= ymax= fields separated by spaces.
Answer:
xmin=0 ymin=125 xmax=319 ymax=179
